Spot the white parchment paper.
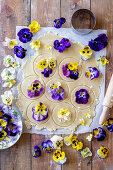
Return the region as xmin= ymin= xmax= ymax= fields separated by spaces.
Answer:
xmin=11 ymin=27 xmax=106 ymax=134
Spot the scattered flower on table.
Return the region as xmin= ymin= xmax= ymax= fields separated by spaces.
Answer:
xmin=3 ymin=37 xmax=18 ymax=49
xmin=51 ymin=135 xmax=63 ymax=149
xmin=75 ymin=89 xmax=89 ymax=104
xmin=45 ymin=45 xmax=52 ymax=50
xmin=32 ymin=102 xmax=48 ymax=121
xmin=14 ymin=46 xmax=26 ymax=59
xmin=81 ymin=147 xmax=92 ymax=158
xmin=12 ymin=62 xmax=20 ymax=68
xmin=57 ymin=108 xmax=71 ymax=122
xmin=103 ymin=118 xmax=113 ymax=132
xmin=37 ymin=57 xmax=56 ymax=78
xmin=32 ymin=145 xmax=41 ymax=158
xmin=85 ymin=67 xmax=99 ymax=80
xmin=86 ymin=134 xmax=93 ymax=141
xmin=30 ymin=40 xmax=40 ymax=50
xmin=17 ymin=28 xmax=33 ymax=43
xmin=28 ymin=21 xmax=40 ymax=33
xmin=54 ymin=38 xmax=71 ymax=53
xmin=79 ymin=118 xmax=85 ymax=125
xmin=2 ymin=79 xmax=16 ymax=88
xmin=97 ymin=55 xmax=109 ymax=65
xmin=27 ymin=80 xmax=44 ymax=98
xmin=84 ymin=113 xmax=91 ymax=119
xmin=54 ymin=17 xmax=66 ymax=28
xmin=53 ymin=150 xmax=67 ymax=165
xmin=47 ymin=82 xmax=65 ymax=101
xmin=88 ymin=33 xmax=108 ymax=51
xmin=1 ymin=91 xmax=14 ymax=106
xmin=1 ymin=67 xmax=16 ymax=81
xmin=79 ymin=46 xmax=92 ymax=61
xmin=93 ymin=127 xmax=106 ymax=141
xmin=42 ymin=140 xmax=54 ymax=153
xmin=97 ymin=146 xmax=109 ymax=159
xmin=64 ymin=133 xmax=74 ymax=146
xmin=3 ymin=55 xmax=20 ymax=68
xmin=62 ymin=62 xmax=79 ymax=80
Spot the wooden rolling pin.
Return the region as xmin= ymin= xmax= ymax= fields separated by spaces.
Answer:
xmin=99 ymin=74 xmax=113 ymax=125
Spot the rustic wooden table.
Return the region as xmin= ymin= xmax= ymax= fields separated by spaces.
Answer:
xmin=0 ymin=0 xmax=113 ymax=170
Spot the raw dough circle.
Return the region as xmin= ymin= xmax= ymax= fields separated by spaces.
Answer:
xmin=52 ymin=102 xmax=76 ymax=127
xmin=45 ymin=78 xmax=69 ymax=102
xmin=20 ymin=75 xmax=45 ymax=100
xmin=33 ymin=53 xmax=57 ymax=78
xmin=71 ymin=85 xmax=95 ymax=110
xmin=26 ymin=100 xmax=51 ymax=124
xmin=59 ymin=57 xmax=82 ymax=82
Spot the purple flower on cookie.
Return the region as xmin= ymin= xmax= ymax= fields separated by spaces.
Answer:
xmin=41 ymin=66 xmax=52 ymax=78
xmin=75 ymin=89 xmax=89 ymax=104
xmin=54 ymin=38 xmax=71 ymax=53
xmin=85 ymin=67 xmax=99 ymax=80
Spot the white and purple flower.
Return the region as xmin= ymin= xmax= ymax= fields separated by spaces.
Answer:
xmin=75 ymin=89 xmax=89 ymax=104
xmin=42 ymin=140 xmax=54 ymax=153
xmin=32 ymin=145 xmax=41 ymax=158
xmin=85 ymin=67 xmax=99 ymax=80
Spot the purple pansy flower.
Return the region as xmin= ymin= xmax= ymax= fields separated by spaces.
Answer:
xmin=93 ymin=127 xmax=106 ymax=141
xmin=75 ymin=89 xmax=89 ymax=104
xmin=54 ymin=38 xmax=71 ymax=53
xmin=27 ymin=80 xmax=44 ymax=98
xmin=42 ymin=140 xmax=54 ymax=153
xmin=62 ymin=64 xmax=70 ymax=77
xmin=4 ymin=123 xmax=19 ymax=136
xmin=32 ymin=102 xmax=48 ymax=121
xmin=88 ymin=33 xmax=108 ymax=51
xmin=41 ymin=66 xmax=52 ymax=77
xmin=54 ymin=17 xmax=66 ymax=28
xmin=17 ymin=28 xmax=33 ymax=43
xmin=14 ymin=46 xmax=26 ymax=59
xmin=32 ymin=145 xmax=41 ymax=158
xmin=85 ymin=67 xmax=99 ymax=80
xmin=104 ymin=118 xmax=113 ymax=132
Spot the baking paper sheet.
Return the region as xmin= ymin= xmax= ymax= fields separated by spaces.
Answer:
xmin=6 ymin=27 xmax=106 ymax=134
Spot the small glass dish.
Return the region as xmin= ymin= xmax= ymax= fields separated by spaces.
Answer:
xmin=71 ymin=9 xmax=96 ymax=35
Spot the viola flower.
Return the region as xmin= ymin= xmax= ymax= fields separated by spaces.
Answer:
xmin=93 ymin=127 xmax=106 ymax=141
xmin=84 ymin=113 xmax=91 ymax=119
xmin=85 ymin=67 xmax=99 ymax=80
xmin=27 ymin=80 xmax=44 ymax=98
xmin=1 ymin=91 xmax=14 ymax=106
xmin=79 ymin=46 xmax=92 ymax=61
xmin=58 ymin=108 xmax=71 ymax=122
xmin=97 ymin=146 xmax=109 ymax=159
xmin=0 ymin=119 xmax=8 ymax=127
xmin=17 ymin=28 xmax=33 ymax=43
xmin=75 ymin=89 xmax=89 ymax=104
xmin=1 ymin=67 xmax=16 ymax=81
xmin=2 ymin=79 xmax=16 ymax=88
xmin=30 ymin=40 xmax=40 ymax=50
xmin=81 ymin=147 xmax=92 ymax=158
xmin=28 ymin=21 xmax=40 ymax=33
xmin=32 ymin=145 xmax=41 ymax=158
xmin=79 ymin=118 xmax=85 ymax=125
xmin=3 ymin=37 xmax=18 ymax=49
xmin=71 ymin=138 xmax=83 ymax=151
xmin=86 ymin=134 xmax=93 ymax=141
xmin=54 ymin=38 xmax=71 ymax=53
xmin=14 ymin=46 xmax=26 ymax=59
xmin=103 ymin=118 xmax=113 ymax=132
xmin=0 ymin=130 xmax=7 ymax=140
xmin=45 ymin=45 xmax=52 ymax=50
xmin=4 ymin=123 xmax=19 ymax=136
xmin=97 ymin=56 xmax=109 ymax=65
xmin=47 ymin=58 xmax=56 ymax=69
xmin=12 ymin=62 xmax=20 ymax=68
xmin=64 ymin=134 xmax=73 ymax=146
xmin=37 ymin=59 xmax=48 ymax=70
xmin=3 ymin=55 xmax=15 ymax=67
xmin=62 ymin=64 xmax=70 ymax=77
xmin=51 ymin=135 xmax=63 ymax=149
xmin=41 ymin=66 xmax=52 ymax=77
xmin=42 ymin=140 xmax=54 ymax=153
xmin=32 ymin=102 xmax=48 ymax=121
xmin=53 ymin=150 xmax=67 ymax=165
xmin=47 ymin=83 xmax=65 ymax=101
xmin=54 ymin=17 xmax=66 ymax=28
xmin=88 ymin=33 xmax=108 ymax=51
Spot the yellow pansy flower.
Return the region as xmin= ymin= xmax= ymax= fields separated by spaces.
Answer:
xmin=97 ymin=146 xmax=109 ymax=159
xmin=30 ymin=40 xmax=40 ymax=50
xmin=47 ymin=58 xmax=56 ymax=68
xmin=53 ymin=150 xmax=66 ymax=164
xmin=97 ymin=56 xmax=109 ymax=65
xmin=37 ymin=59 xmax=48 ymax=70
xmin=68 ymin=63 xmax=74 ymax=70
xmin=58 ymin=108 xmax=71 ymax=122
xmin=51 ymin=135 xmax=63 ymax=149
xmin=0 ymin=119 xmax=7 ymax=127
xmin=3 ymin=37 xmax=18 ymax=49
xmin=28 ymin=21 xmax=40 ymax=33
xmin=35 ymin=103 xmax=46 ymax=115
xmin=79 ymin=46 xmax=92 ymax=61
xmin=28 ymin=81 xmax=41 ymax=92
xmin=64 ymin=133 xmax=73 ymax=146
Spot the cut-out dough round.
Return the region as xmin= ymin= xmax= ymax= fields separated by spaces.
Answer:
xmin=33 ymin=53 xmax=57 ymax=78
xmin=26 ymin=100 xmax=51 ymax=125
xmin=20 ymin=75 xmax=45 ymax=100
xmin=52 ymin=102 xmax=76 ymax=127
xmin=59 ymin=57 xmax=82 ymax=82
xmin=45 ymin=78 xmax=69 ymax=102
xmin=71 ymin=85 xmax=95 ymax=110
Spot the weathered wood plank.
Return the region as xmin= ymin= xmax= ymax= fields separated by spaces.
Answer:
xmin=0 ymin=0 xmax=31 ymax=170
xmin=91 ymin=0 xmax=113 ymax=170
